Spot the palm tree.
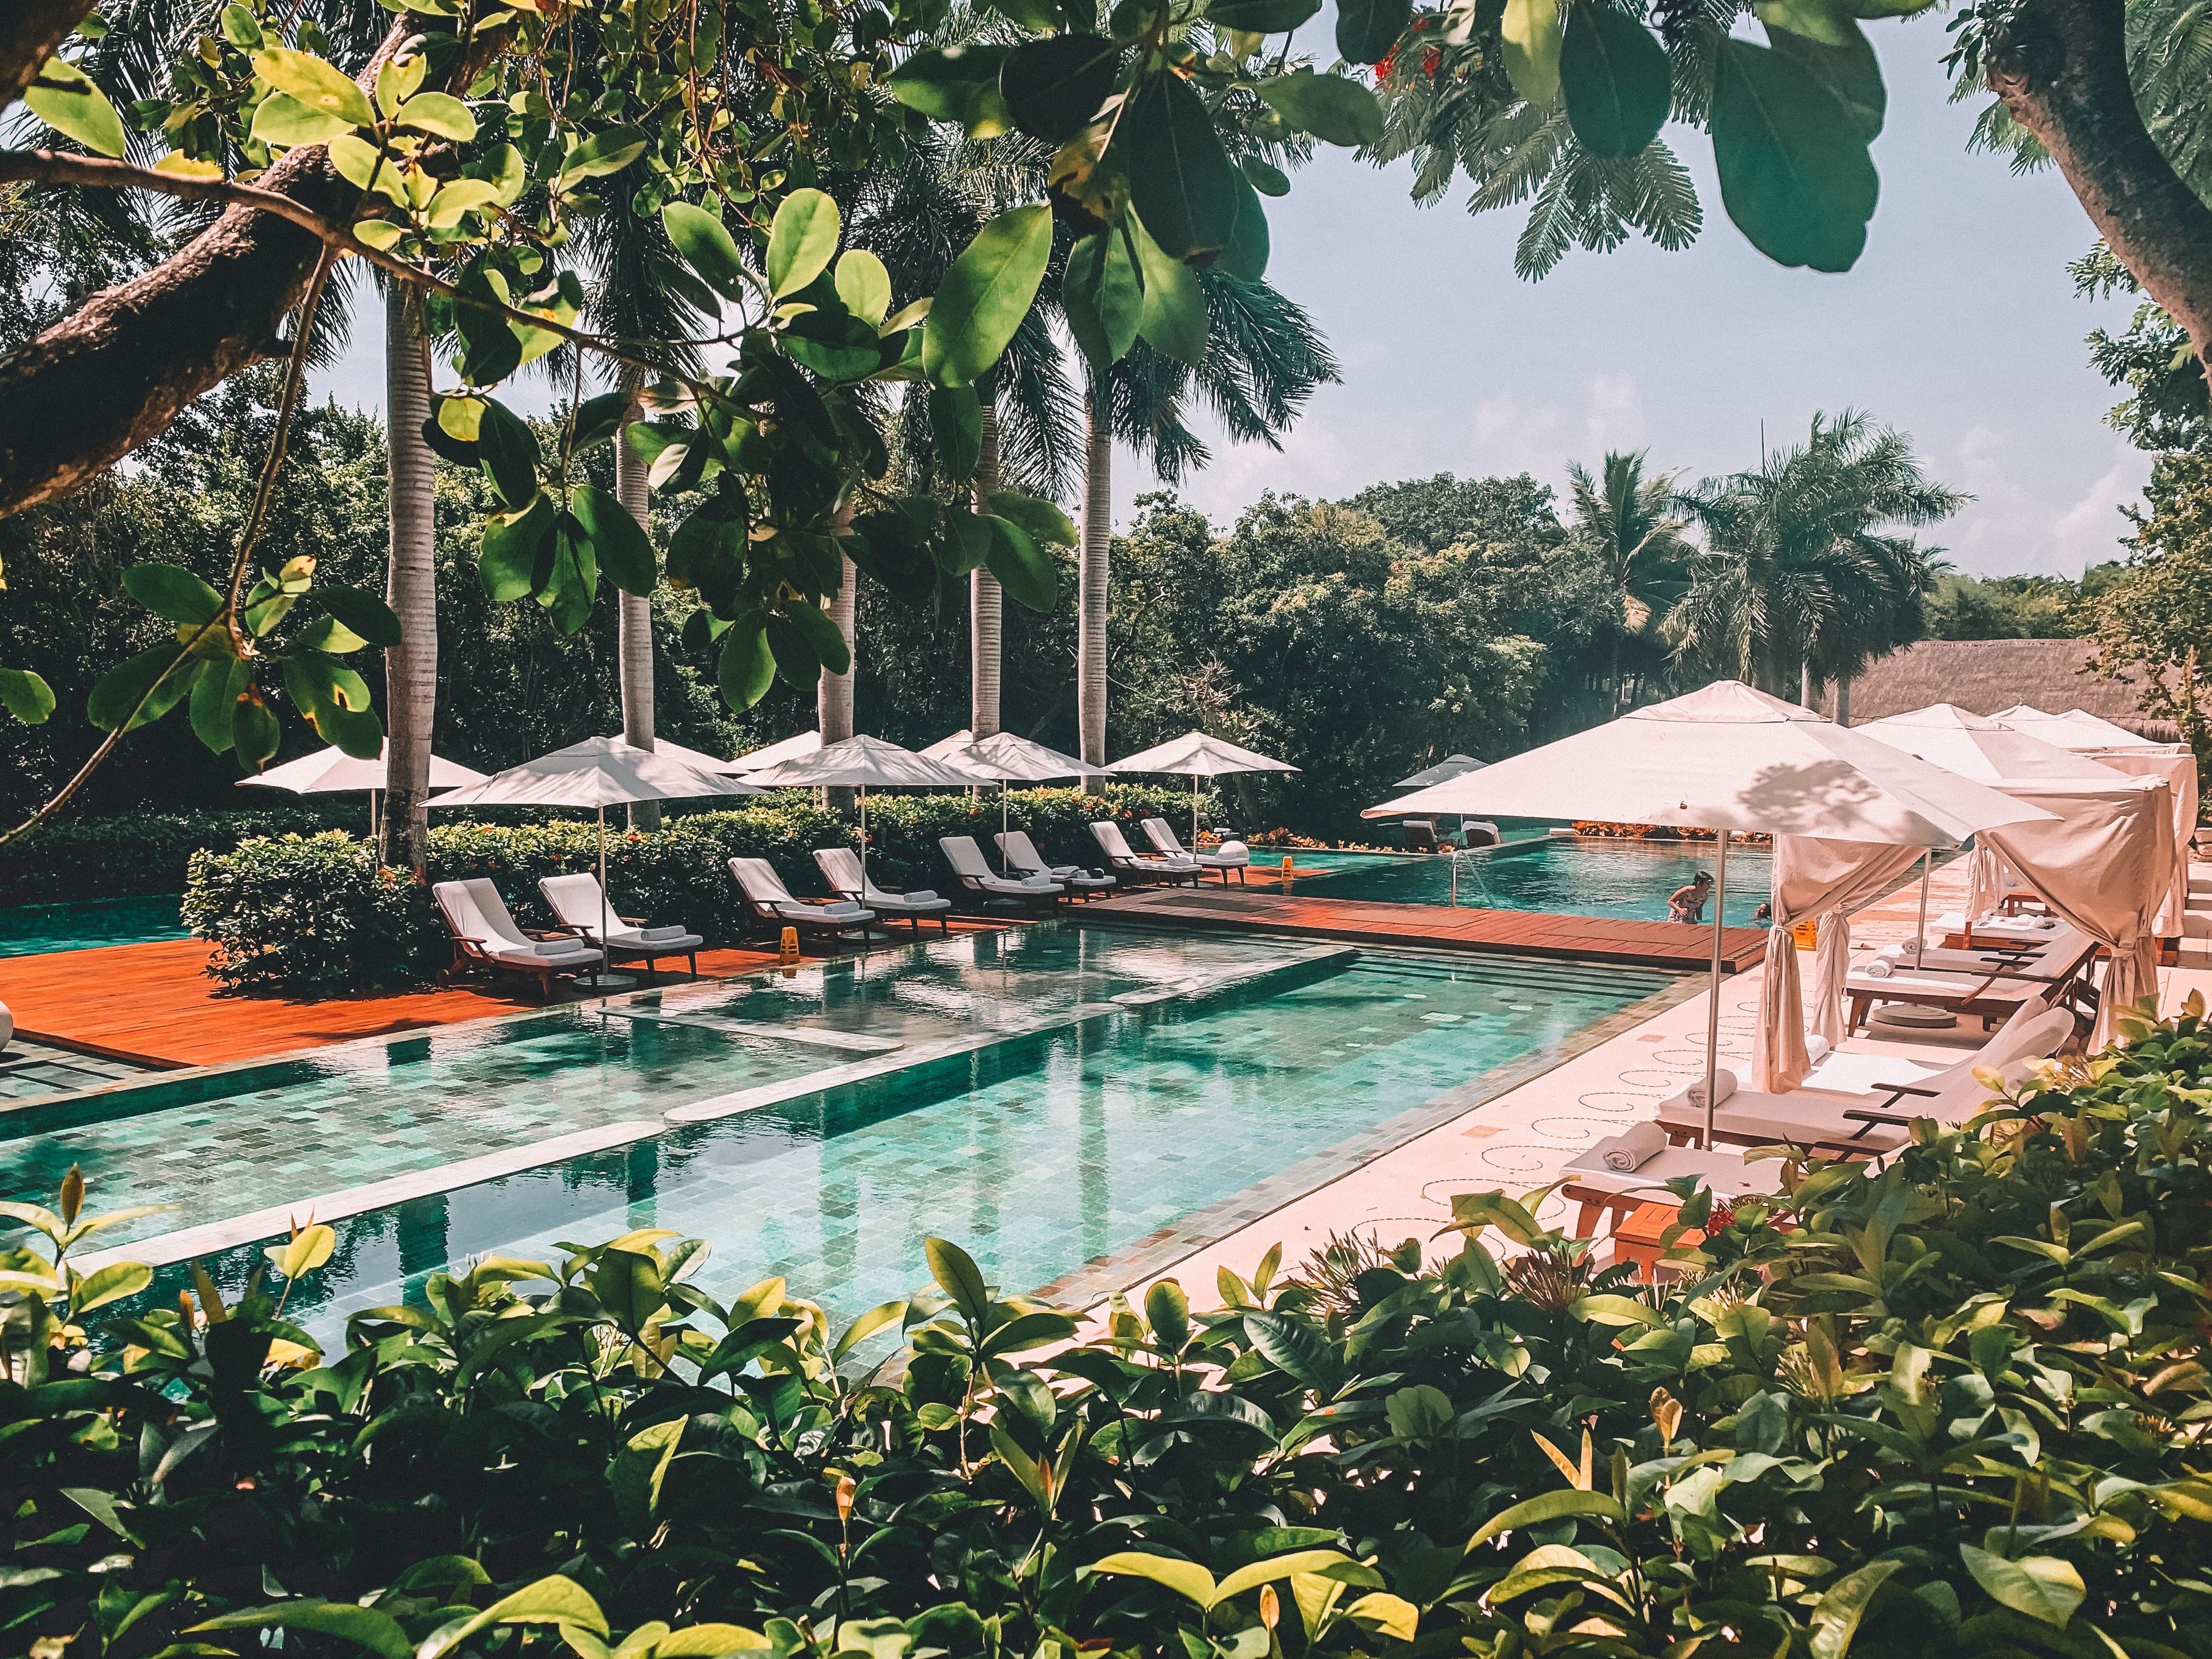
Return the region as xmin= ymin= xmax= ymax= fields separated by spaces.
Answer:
xmin=1077 ymin=277 xmax=1341 ymax=778
xmin=1666 ymin=411 xmax=1963 ymax=698
xmin=1563 ymin=449 xmax=1691 ymax=714
xmin=380 ymin=285 xmax=437 ymax=869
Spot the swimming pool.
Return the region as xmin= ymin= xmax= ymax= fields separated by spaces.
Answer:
xmin=1290 ymin=840 xmax=1774 ymax=926
xmin=31 ymin=923 xmax=1683 ymax=1335
xmin=0 ymin=894 xmax=188 ymax=955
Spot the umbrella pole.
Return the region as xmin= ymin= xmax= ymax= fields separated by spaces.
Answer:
xmin=1704 ymin=831 xmax=1730 ymax=1150
xmin=598 ymin=805 xmax=611 ymax=992
xmin=1192 ymin=775 xmax=1200 ymax=845
xmin=1001 ymin=783 xmax=1010 ymax=874
xmin=1914 ymin=851 xmax=1931 ymax=965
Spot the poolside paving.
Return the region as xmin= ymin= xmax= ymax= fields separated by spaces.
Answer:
xmin=1092 ymin=883 xmax=1770 ymax=972
xmin=2 ymin=922 xmax=1018 ymax=1070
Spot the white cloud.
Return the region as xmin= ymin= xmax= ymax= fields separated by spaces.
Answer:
xmin=1582 ymin=372 xmax=1645 ymax=454
xmin=2050 ymin=446 xmax=2147 ymax=577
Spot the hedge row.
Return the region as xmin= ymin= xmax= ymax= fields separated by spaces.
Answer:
xmin=180 ymin=785 xmax=1205 ymax=994
xmin=0 ymin=804 xmax=366 ymax=900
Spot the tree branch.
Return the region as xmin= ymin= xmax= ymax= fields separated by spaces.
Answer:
xmin=1 ymin=0 xmax=94 ymax=115
xmin=1988 ymin=0 xmax=2212 ymax=369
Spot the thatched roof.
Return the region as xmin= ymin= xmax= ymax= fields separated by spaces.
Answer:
xmin=1825 ymin=639 xmax=2180 ymax=740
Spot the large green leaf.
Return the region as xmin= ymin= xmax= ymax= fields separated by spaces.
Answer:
xmin=999 ymin=34 xmax=1122 ymax=143
xmin=930 ymin=383 xmax=984 ymax=482
xmin=922 ymin=205 xmax=1053 ymax=388
xmin=1243 ymin=1309 xmax=1343 ymax=1393
xmin=0 ymin=666 xmax=56 ymax=725
xmin=767 ymin=189 xmax=840 ymax=298
xmin=1090 ymin=1552 xmax=1215 ymax=1608
xmin=1501 ymin=0 xmax=1563 ymax=104
xmin=1062 ymin=229 xmax=1143 ymax=370
xmin=787 ymin=599 xmax=853 ymax=676
xmin=395 ymin=90 xmax=475 ymax=140
xmin=556 ymin=127 xmax=649 ymax=188
xmin=1808 ymin=1560 xmax=1900 ymax=1659
xmin=763 ymin=609 xmax=820 ymax=688
xmin=123 ymin=563 xmax=224 ymax=625
xmin=1254 ymin=70 xmax=1384 ymax=147
xmin=835 ymin=249 xmax=893 ymax=325
xmin=570 ymin=484 xmax=657 ymax=597
xmin=476 ymin=399 xmax=543 ymax=509
xmin=1335 ymin=0 xmax=1411 ymax=63
xmin=1118 ymin=73 xmax=1244 ymax=265
xmin=1464 ymin=1489 xmax=1624 ymax=1552
xmin=189 ymin=658 xmax=247 ymax=752
xmin=1131 ymin=215 xmax=1207 ymax=366
xmin=233 ymin=689 xmax=280 ymax=770
xmin=1959 ymin=1546 xmax=2085 ymax=1629
xmin=248 ymin=90 xmax=354 ymax=147
xmin=418 ymin=1576 xmax=608 ymax=1659
xmin=924 ymin=1236 xmax=993 ymax=1324
xmin=983 ymin=515 xmax=1058 ymax=611
xmin=1709 ymin=35 xmax=1877 ymax=271
xmin=252 ymin=48 xmax=374 ymax=128
xmin=887 ymin=45 xmax=1013 ymax=136
xmin=662 ymin=203 xmax=750 ymax=302
xmin=717 ymin=614 xmax=775 ymax=709
xmin=192 ymin=1601 xmax=410 ymax=1659
xmin=315 ymin=585 xmax=402 ymax=647
xmin=88 ymin=645 xmax=194 ymax=732
xmin=1559 ymin=6 xmax=1671 ymax=156
xmin=1206 ymin=0 xmax=1320 ymax=30
xmin=986 ymin=491 xmax=1078 ymax=548
xmin=1765 ymin=17 xmax=1885 ymax=138
xmin=1219 ymin=165 xmax=1270 ymax=281
xmin=479 ymin=495 xmax=555 ymax=601
xmin=26 ymin=56 xmax=128 ymax=158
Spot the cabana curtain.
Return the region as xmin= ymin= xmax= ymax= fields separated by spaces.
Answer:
xmin=1755 ymin=836 xmax=1927 ymax=1090
xmin=2085 ymin=748 xmax=2195 ymax=934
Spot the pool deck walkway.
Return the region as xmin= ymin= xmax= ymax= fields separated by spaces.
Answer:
xmin=1092 ymin=883 xmax=1770 ymax=973
xmin=3 ymin=923 xmax=1014 ymax=1071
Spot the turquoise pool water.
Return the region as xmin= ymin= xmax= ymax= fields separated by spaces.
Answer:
xmin=1293 ymin=841 xmax=1774 ymax=926
xmin=0 ymin=895 xmax=188 ymax=955
xmin=37 ymin=928 xmax=1679 ymax=1334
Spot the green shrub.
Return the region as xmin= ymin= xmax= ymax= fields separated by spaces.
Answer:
xmin=0 ymin=804 xmax=363 ymax=901
xmin=7 ymin=1001 xmax=2211 ymax=1659
xmin=179 ymin=787 xmax=1200 ymax=994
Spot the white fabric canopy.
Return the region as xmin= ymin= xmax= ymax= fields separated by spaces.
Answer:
xmin=2084 ymin=747 xmax=2196 ymax=934
xmin=1395 ymin=753 xmax=1486 ymax=790
xmin=1975 ymin=777 xmax=2175 ymax=1046
xmin=920 ymin=729 xmax=974 ymax=762
xmin=432 ymin=736 xmax=760 ymax=809
xmin=1113 ymin=730 xmax=1298 ymax=777
xmin=1857 ymin=704 xmax=2133 ymax=785
xmin=239 ymin=741 xmax=487 ymax=794
xmin=1991 ymin=706 xmax=2160 ymax=751
xmin=945 ymin=730 xmax=1105 ymax=783
xmin=728 ymin=730 xmax=823 ymax=773
xmin=1370 ymin=681 xmax=2054 ymax=844
xmin=1756 ymin=836 xmax=1931 ymax=1089
xmin=744 ymin=733 xmax=983 ymax=789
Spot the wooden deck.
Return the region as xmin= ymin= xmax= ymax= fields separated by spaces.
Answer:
xmin=1091 ymin=884 xmax=1769 ymax=972
xmin=4 ymin=922 xmax=1011 ymax=1071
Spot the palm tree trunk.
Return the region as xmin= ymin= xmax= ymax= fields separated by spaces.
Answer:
xmin=1077 ymin=389 xmax=1111 ymax=788
xmin=378 ymin=287 xmax=437 ymax=872
xmin=819 ymin=500 xmax=857 ymax=810
xmin=614 ymin=374 xmax=659 ymax=830
xmin=969 ymin=397 xmax=1002 ymax=739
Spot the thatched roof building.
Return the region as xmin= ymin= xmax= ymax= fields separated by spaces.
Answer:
xmin=1823 ymin=639 xmax=2180 ymax=740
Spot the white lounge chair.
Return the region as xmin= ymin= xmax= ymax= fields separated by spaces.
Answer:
xmin=1844 ymin=932 xmax=2098 ymax=1034
xmin=815 ymin=847 xmax=953 ymax=934
xmin=727 ymin=857 xmax=877 ymax=944
xmin=1654 ymin=1004 xmax=2075 ymax=1154
xmin=995 ymin=830 xmax=1115 ymax=898
xmin=1562 ymin=1126 xmax=1803 ymax=1238
xmin=433 ymin=878 xmax=604 ymax=998
xmin=1141 ymin=817 xmax=1251 ymax=885
xmin=1089 ymin=820 xmax=1199 ymax=887
xmin=538 ymin=873 xmax=702 ymax=978
xmin=940 ymin=836 xmax=1063 ymax=910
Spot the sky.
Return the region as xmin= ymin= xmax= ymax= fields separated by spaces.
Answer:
xmin=310 ymin=17 xmax=2150 ymax=578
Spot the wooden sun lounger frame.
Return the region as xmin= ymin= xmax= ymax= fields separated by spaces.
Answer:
xmin=1844 ymin=938 xmax=2100 ymax=1035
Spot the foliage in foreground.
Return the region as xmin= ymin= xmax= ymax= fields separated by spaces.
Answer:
xmin=6 ymin=1002 xmax=2212 ymax=1658
xmin=179 ymin=786 xmax=1203 ymax=993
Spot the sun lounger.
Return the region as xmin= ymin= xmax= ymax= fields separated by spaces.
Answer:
xmin=1090 ymin=820 xmax=1200 ymax=887
xmin=433 ymin=878 xmax=604 ymax=998
xmin=940 ymin=836 xmax=1064 ymax=910
xmin=995 ymin=830 xmax=1115 ymax=898
xmin=538 ymin=873 xmax=702 ymax=978
xmin=815 ymin=847 xmax=953 ymax=934
xmin=1654 ymin=1004 xmax=2074 ymax=1154
xmin=1400 ymin=819 xmax=1442 ymax=852
xmin=1141 ymin=817 xmax=1251 ymax=884
xmin=1562 ymin=1125 xmax=1802 ymax=1237
xmin=726 ymin=857 xmax=877 ymax=944
xmin=1844 ymin=932 xmax=2098 ymax=1034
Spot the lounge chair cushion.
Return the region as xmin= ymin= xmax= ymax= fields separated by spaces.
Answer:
xmin=1562 ymin=1143 xmax=1797 ymax=1203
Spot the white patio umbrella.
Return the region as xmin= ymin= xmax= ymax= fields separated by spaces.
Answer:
xmin=919 ymin=729 xmax=975 ymax=761
xmin=941 ymin=730 xmax=1112 ymax=869
xmin=726 ymin=729 xmax=824 ymax=772
xmin=1363 ymin=680 xmax=2055 ymax=1145
xmin=1990 ymin=706 xmax=2160 ymax=751
xmin=238 ymin=741 xmax=488 ymax=838
xmin=744 ymin=733 xmax=983 ymax=895
xmin=432 ymin=736 xmax=762 ymax=986
xmin=1395 ymin=753 xmax=1486 ymax=790
xmin=1111 ymin=730 xmax=1298 ymax=843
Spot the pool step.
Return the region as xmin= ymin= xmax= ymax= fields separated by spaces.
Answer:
xmin=597 ymin=1008 xmax=906 ymax=1055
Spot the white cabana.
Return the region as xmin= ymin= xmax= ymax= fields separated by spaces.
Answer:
xmin=1369 ymin=681 xmax=2054 ymax=1132
xmin=1857 ymin=704 xmax=2134 ymax=785
xmin=2078 ymin=747 xmax=2196 ymax=934
xmin=433 ymin=736 xmax=760 ymax=983
xmin=745 ymin=733 xmax=983 ymax=891
xmin=1991 ymin=706 xmax=2160 ymax=751
xmin=240 ymin=741 xmax=488 ymax=838
xmin=1112 ymin=730 xmax=1298 ymax=842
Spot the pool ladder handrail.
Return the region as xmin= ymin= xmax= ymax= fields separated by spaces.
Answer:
xmin=1446 ymin=845 xmax=1495 ymax=909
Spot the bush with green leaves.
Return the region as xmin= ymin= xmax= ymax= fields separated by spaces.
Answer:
xmin=0 ymin=804 xmax=365 ymax=902
xmin=179 ymin=786 xmax=1200 ymax=993
xmin=7 ymin=999 xmax=2212 ymax=1658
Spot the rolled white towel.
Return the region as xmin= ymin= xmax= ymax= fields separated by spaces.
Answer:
xmin=1662 ymin=1069 xmax=1738 ymax=1114
xmin=1599 ymin=1120 xmax=1671 ymax=1173
xmin=1874 ymin=941 xmax=1907 ymax=961
xmin=1861 ymin=956 xmax=1893 ymax=979
xmin=1805 ymin=1033 xmax=1832 ymax=1065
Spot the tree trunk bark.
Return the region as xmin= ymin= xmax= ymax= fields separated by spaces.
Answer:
xmin=0 ymin=20 xmax=440 ymax=517
xmin=1988 ymin=0 xmax=2212 ymax=365
xmin=819 ymin=496 xmax=857 ymax=810
xmin=1834 ymin=674 xmax=1852 ymax=728
xmin=378 ymin=288 xmax=437 ymax=873
xmin=613 ymin=378 xmax=659 ymax=830
xmin=969 ymin=397 xmax=1003 ymax=740
xmin=1077 ymin=391 xmax=1111 ymax=790
xmin=3 ymin=0 xmax=97 ymax=115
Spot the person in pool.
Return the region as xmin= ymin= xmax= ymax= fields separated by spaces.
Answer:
xmin=1669 ymin=869 xmax=1713 ymax=923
